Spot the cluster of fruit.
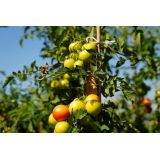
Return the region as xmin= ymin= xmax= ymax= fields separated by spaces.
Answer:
xmin=50 ymin=73 xmax=70 ymax=89
xmin=48 ymin=94 xmax=101 ymax=133
xmin=63 ymin=41 xmax=97 ymax=69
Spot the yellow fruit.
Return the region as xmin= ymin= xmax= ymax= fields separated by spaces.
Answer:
xmin=85 ymin=94 xmax=100 ymax=102
xmin=64 ymin=58 xmax=75 ymax=69
xmin=54 ymin=121 xmax=70 ymax=133
xmin=69 ymin=41 xmax=82 ymax=52
xmin=79 ymin=50 xmax=91 ymax=61
xmin=69 ymin=42 xmax=77 ymax=52
xmin=85 ymin=100 xmax=101 ymax=116
xmin=69 ymin=99 xmax=86 ymax=113
xmin=82 ymin=42 xmax=97 ymax=50
xmin=74 ymin=60 xmax=84 ymax=68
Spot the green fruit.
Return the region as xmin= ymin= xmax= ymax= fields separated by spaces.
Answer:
xmin=85 ymin=100 xmax=101 ymax=116
xmin=69 ymin=41 xmax=82 ymax=52
xmin=137 ymin=88 xmax=143 ymax=94
xmin=74 ymin=60 xmax=84 ymax=68
xmin=56 ymin=46 xmax=67 ymax=55
xmin=51 ymin=80 xmax=60 ymax=88
xmin=156 ymin=90 xmax=160 ymax=98
xmin=48 ymin=114 xmax=57 ymax=126
xmin=54 ymin=121 xmax=70 ymax=133
xmin=60 ymin=46 xmax=67 ymax=52
xmin=69 ymin=52 xmax=78 ymax=59
xmin=63 ymin=73 xmax=70 ymax=79
xmin=79 ymin=50 xmax=91 ymax=61
xmin=74 ymin=41 xmax=83 ymax=51
xmin=64 ymin=58 xmax=75 ymax=69
xmin=69 ymin=99 xmax=86 ymax=113
xmin=69 ymin=42 xmax=77 ymax=52
xmin=60 ymin=79 xmax=69 ymax=87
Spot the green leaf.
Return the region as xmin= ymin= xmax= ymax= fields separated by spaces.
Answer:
xmin=105 ymin=87 xmax=115 ymax=97
xmin=19 ymin=38 xmax=23 ymax=47
xmin=136 ymin=32 xmax=141 ymax=48
xmin=2 ymin=75 xmax=15 ymax=88
xmin=17 ymin=72 xmax=27 ymax=81
xmin=31 ymin=60 xmax=36 ymax=68
xmin=0 ymin=70 xmax=5 ymax=75
xmin=116 ymin=57 xmax=126 ymax=67
xmin=24 ymin=26 xmax=30 ymax=33
xmin=73 ymin=110 xmax=88 ymax=120
xmin=95 ymin=71 xmax=106 ymax=76
xmin=145 ymin=56 xmax=152 ymax=65
xmin=28 ymin=121 xmax=34 ymax=132
xmin=12 ymin=72 xmax=17 ymax=76
xmin=90 ymin=120 xmax=101 ymax=132
xmin=122 ymin=90 xmax=134 ymax=100
xmin=29 ymin=31 xmax=34 ymax=39
xmin=51 ymin=96 xmax=60 ymax=104
xmin=101 ymin=124 xmax=110 ymax=131
xmin=24 ymin=33 xmax=28 ymax=39
xmin=120 ymin=80 xmax=132 ymax=90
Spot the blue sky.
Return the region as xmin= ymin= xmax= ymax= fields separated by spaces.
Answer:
xmin=0 ymin=27 xmax=50 ymax=80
